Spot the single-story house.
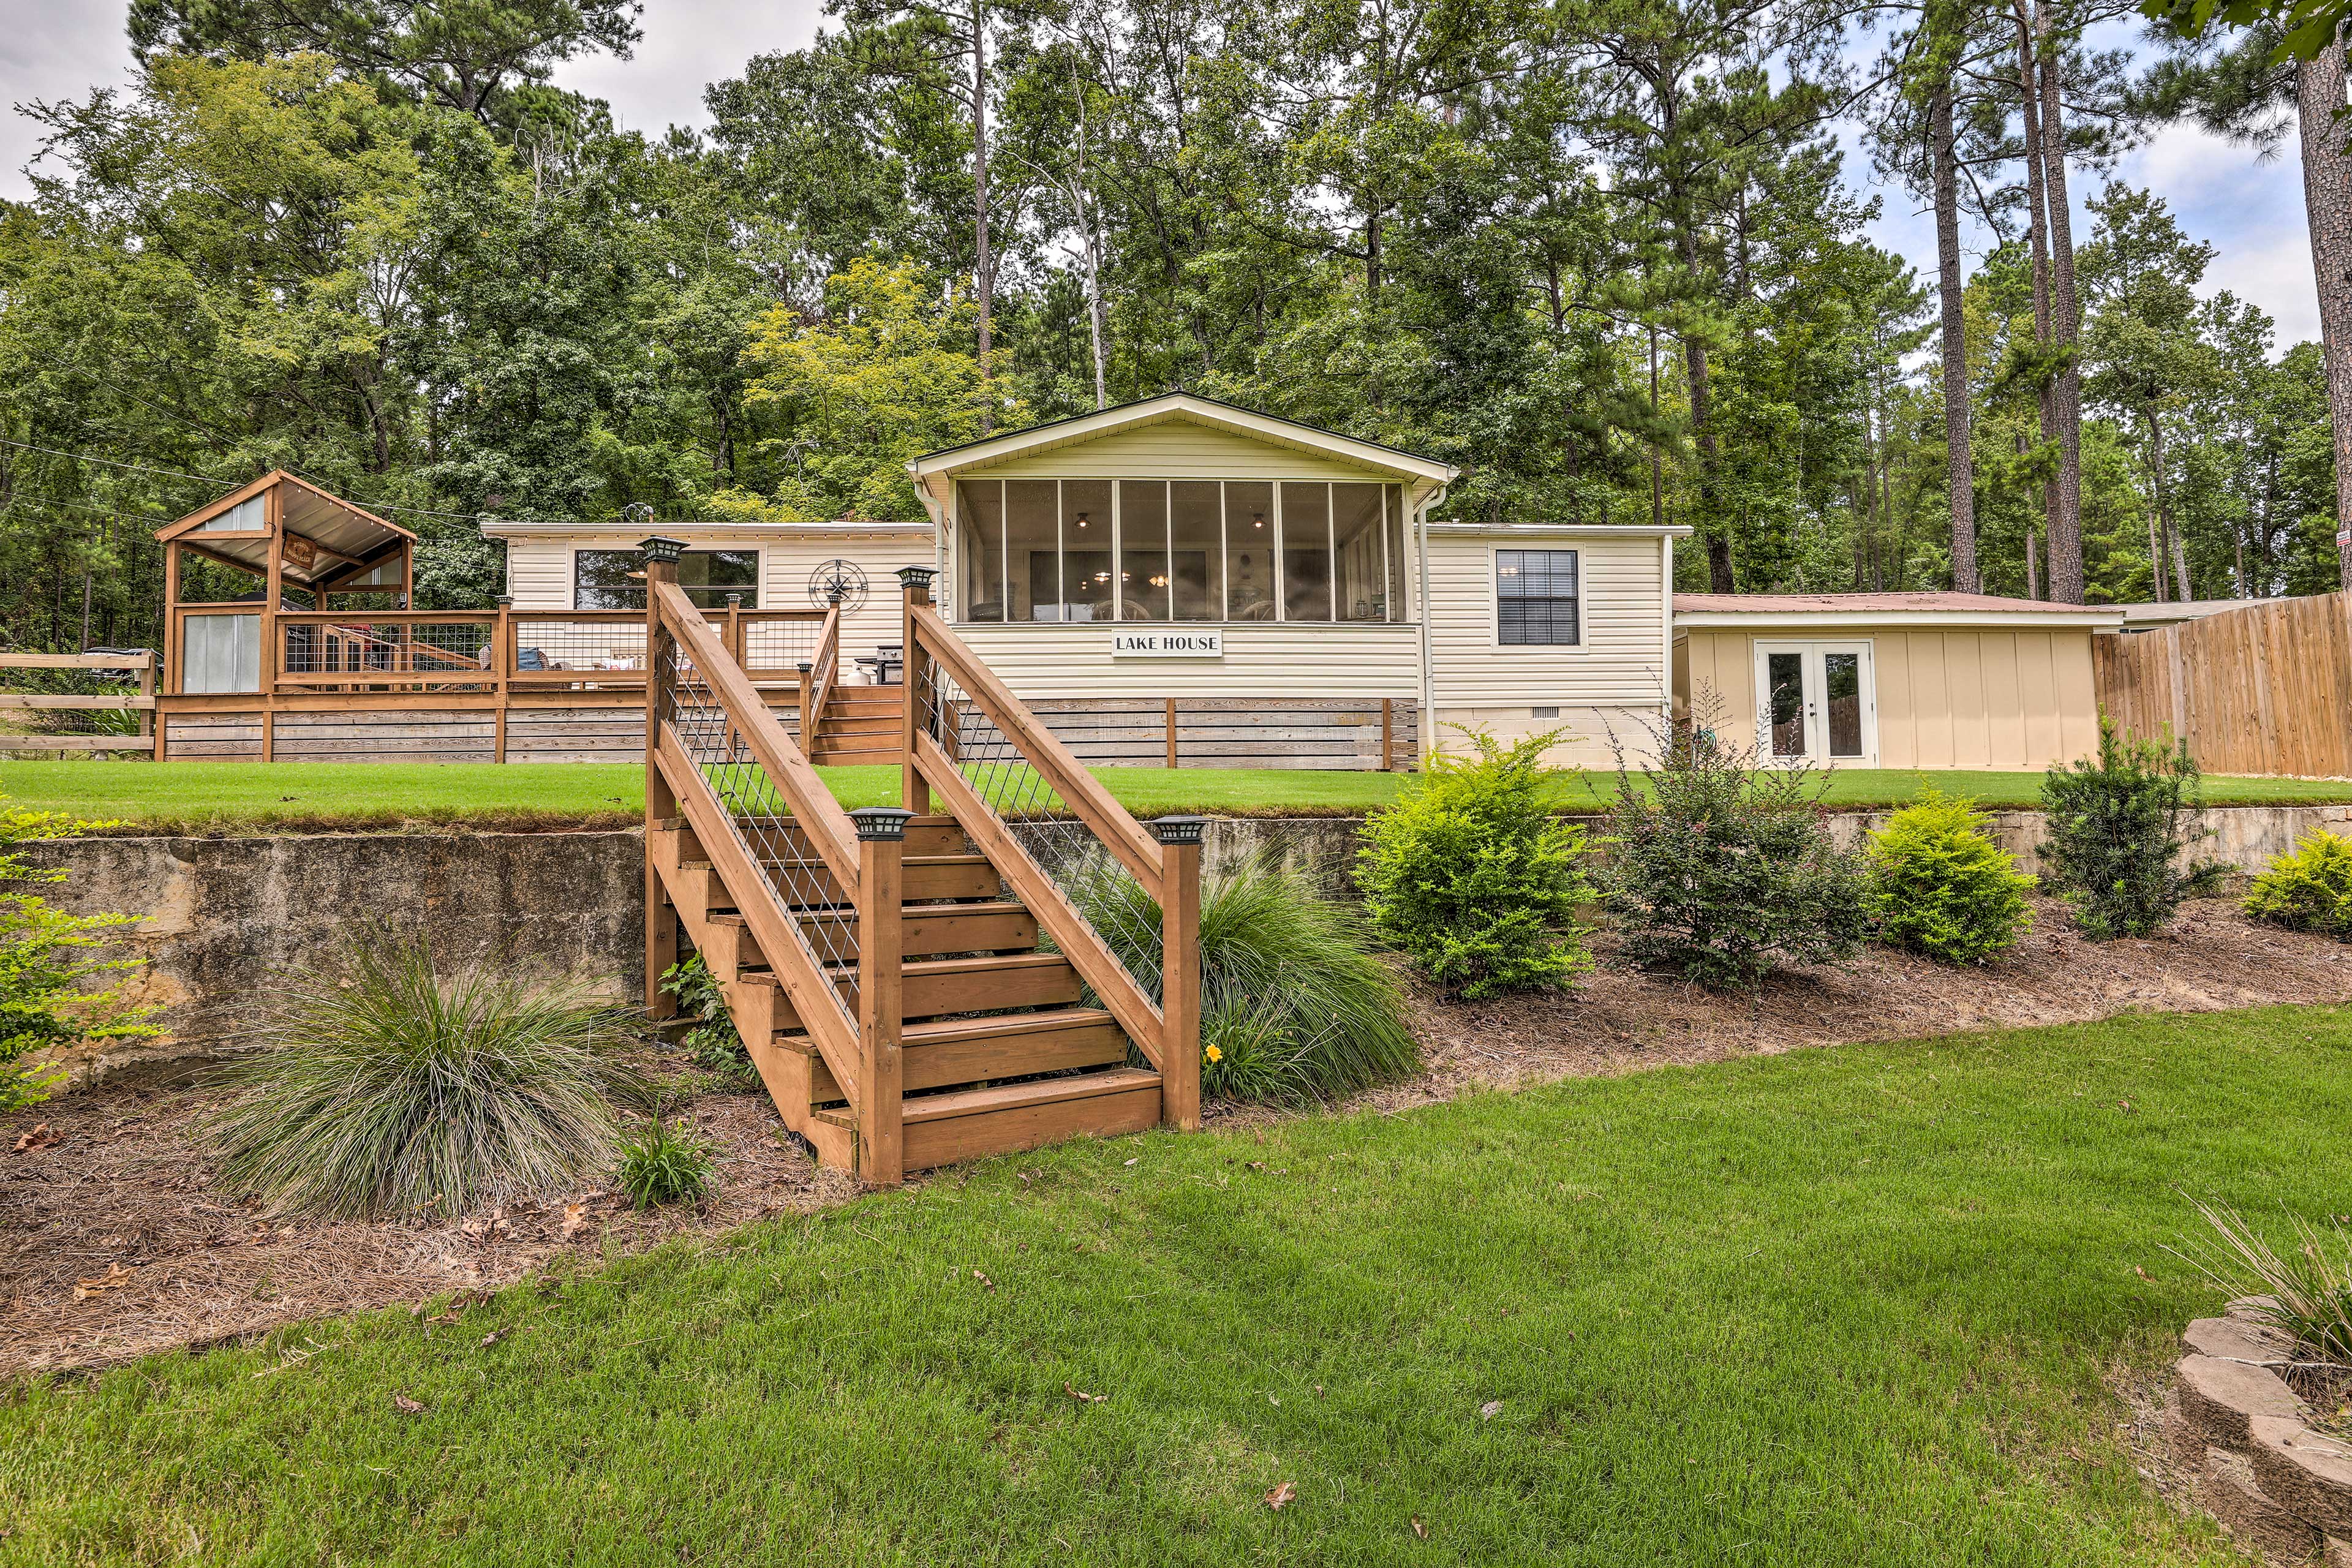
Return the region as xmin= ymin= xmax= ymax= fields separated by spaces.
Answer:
xmin=1672 ymin=592 xmax=2127 ymax=770
xmin=491 ymin=393 xmax=1700 ymax=769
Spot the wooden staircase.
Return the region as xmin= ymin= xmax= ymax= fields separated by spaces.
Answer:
xmin=639 ymin=549 xmax=1200 ymax=1185
xmin=804 ymin=685 xmax=905 ymax=766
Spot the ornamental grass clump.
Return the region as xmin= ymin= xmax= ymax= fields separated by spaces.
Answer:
xmin=2038 ymin=720 xmax=2224 ymax=939
xmin=2243 ymin=828 xmax=2352 ymax=940
xmin=2171 ymin=1199 xmax=2352 ymax=1374
xmin=1863 ymin=787 xmax=2035 ymax=964
xmin=1354 ymin=726 xmax=1596 ymax=998
xmin=1602 ymin=716 xmax=1868 ymax=991
xmin=208 ymin=937 xmax=649 ymax=1221
xmin=1066 ymin=855 xmax=1417 ymax=1105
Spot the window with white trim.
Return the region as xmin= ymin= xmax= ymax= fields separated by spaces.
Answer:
xmin=1496 ymin=549 xmax=1580 ymax=645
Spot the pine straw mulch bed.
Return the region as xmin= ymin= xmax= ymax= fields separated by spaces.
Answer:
xmin=6 ymin=896 xmax=2350 ymax=1381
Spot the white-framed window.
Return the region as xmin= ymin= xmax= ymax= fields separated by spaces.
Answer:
xmin=952 ymin=477 xmax=1406 ymax=624
xmin=573 ymin=547 xmax=760 ymax=609
xmin=1496 ymin=549 xmax=1580 ymax=645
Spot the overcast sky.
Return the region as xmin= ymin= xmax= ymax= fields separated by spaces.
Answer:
xmin=0 ymin=0 xmax=2320 ymax=347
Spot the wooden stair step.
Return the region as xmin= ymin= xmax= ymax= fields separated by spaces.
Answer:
xmin=783 ymin=1006 xmax=1129 ymax=1098
xmin=816 ymin=1066 xmax=1162 ymax=1169
xmin=736 ymin=949 xmax=1079 ymax=1026
xmin=796 ymin=900 xmax=1038 ymax=958
xmin=690 ymin=853 xmax=998 ymax=907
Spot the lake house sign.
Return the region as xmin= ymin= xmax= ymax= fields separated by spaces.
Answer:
xmin=1110 ymin=630 xmax=1224 ymax=658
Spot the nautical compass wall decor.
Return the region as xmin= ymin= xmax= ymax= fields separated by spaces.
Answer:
xmin=807 ymin=559 xmax=870 ymax=610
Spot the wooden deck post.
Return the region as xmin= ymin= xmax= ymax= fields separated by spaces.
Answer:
xmin=1166 ymin=697 xmax=1178 ymax=769
xmin=492 ymin=595 xmax=513 ymax=764
xmin=795 ymin=661 xmax=813 ymax=747
xmin=897 ymin=567 xmax=933 ymax=814
xmin=641 ymin=536 xmax=687 ymax=1020
xmin=850 ymin=807 xmax=913 ymax=1186
xmin=1152 ymin=815 xmax=1205 ymax=1132
xmin=1381 ymin=698 xmax=1393 ymax=772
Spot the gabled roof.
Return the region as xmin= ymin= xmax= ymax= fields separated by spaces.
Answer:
xmin=1674 ymin=591 xmax=2125 ymax=628
xmin=156 ymin=471 xmax=414 ymax=584
xmin=907 ymin=393 xmax=1459 ymax=488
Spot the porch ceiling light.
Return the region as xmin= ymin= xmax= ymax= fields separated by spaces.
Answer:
xmin=1074 ymin=511 xmax=1090 ymax=529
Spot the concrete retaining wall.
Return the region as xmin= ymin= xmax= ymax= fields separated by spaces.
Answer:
xmin=31 ymin=802 xmax=2352 ymax=1085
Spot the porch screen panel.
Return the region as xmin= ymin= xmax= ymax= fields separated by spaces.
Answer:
xmin=1169 ymin=481 xmax=1223 ymax=620
xmin=1118 ymin=480 xmax=1171 ymax=620
xmin=1063 ymin=480 xmax=1114 ymax=622
xmin=1278 ymin=483 xmax=1333 ymax=620
xmin=957 ymin=480 xmax=1006 ymax=621
xmin=1333 ymin=483 xmax=1387 ymax=621
xmin=1004 ymin=480 xmax=1058 ymax=621
xmin=1226 ymin=482 xmax=1276 ymax=620
xmin=1384 ymin=486 xmax=1408 ymax=620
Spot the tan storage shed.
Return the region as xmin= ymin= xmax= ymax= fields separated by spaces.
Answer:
xmin=1673 ymin=593 xmax=2125 ymax=771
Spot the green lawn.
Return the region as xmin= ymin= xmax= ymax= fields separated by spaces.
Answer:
xmin=10 ymin=756 xmax=2352 ymax=832
xmin=10 ymin=1005 xmax=2346 ymax=1564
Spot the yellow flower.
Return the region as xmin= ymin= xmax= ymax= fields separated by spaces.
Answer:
xmin=1204 ymin=1044 xmax=1223 ymax=1064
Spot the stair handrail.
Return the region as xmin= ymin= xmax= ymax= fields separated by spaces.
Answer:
xmin=807 ymin=598 xmax=843 ymax=722
xmin=646 ymin=567 xmax=879 ymax=1132
xmin=897 ymin=570 xmax=1201 ymax=1131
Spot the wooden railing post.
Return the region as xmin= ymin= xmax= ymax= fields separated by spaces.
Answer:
xmin=849 ymin=807 xmax=913 ymax=1186
xmin=896 ymin=567 xmax=934 ymax=813
xmin=795 ymin=661 xmax=813 ymax=747
xmin=642 ymin=536 xmax=686 ymax=1021
xmin=1152 ymin=815 xmax=1205 ymax=1132
xmin=492 ymin=595 xmax=513 ymax=764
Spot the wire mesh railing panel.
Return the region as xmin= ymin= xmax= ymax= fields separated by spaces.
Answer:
xmin=281 ymin=620 xmax=493 ymax=684
xmin=739 ymin=616 xmax=825 ymax=674
xmin=659 ymin=640 xmax=859 ymax=1030
xmin=911 ymin=657 xmax=1166 ymax=1000
xmin=511 ymin=618 xmax=648 ymax=675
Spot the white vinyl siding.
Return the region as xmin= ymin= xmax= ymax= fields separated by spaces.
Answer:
xmin=1419 ymin=529 xmax=1674 ymax=766
xmin=956 ymin=622 xmax=1421 ymax=699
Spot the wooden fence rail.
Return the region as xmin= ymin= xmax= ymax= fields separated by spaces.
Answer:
xmin=0 ymin=650 xmax=156 ymax=754
xmin=2091 ymin=592 xmax=2352 ymax=778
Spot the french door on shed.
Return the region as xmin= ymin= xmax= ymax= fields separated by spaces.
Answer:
xmin=1753 ymin=641 xmax=1876 ymax=766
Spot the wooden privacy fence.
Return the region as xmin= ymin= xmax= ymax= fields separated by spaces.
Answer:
xmin=2092 ymin=592 xmax=2352 ymax=778
xmin=0 ymin=650 xmax=156 ymax=755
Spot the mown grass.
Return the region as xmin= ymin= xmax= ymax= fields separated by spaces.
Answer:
xmin=9 ymin=1005 xmax=2346 ymax=1564
xmin=11 ymin=756 xmax=2352 ymax=833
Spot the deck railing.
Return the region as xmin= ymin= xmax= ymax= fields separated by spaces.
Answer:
xmin=900 ymin=571 xmax=1202 ymax=1131
xmin=646 ymin=569 xmax=907 ymax=1178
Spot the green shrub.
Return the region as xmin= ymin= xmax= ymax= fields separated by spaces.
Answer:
xmin=658 ymin=954 xmax=758 ymax=1087
xmin=1067 ymin=856 xmax=1418 ymax=1105
xmin=1864 ymin=788 xmax=2036 ymax=964
xmin=1354 ymin=727 xmax=1596 ymax=998
xmin=207 ymin=937 xmax=649 ymax=1220
xmin=617 ymin=1114 xmax=715 ymax=1209
xmin=2037 ymin=719 xmax=2225 ymax=939
xmin=2242 ymin=828 xmax=2352 ymax=939
xmin=1603 ymin=726 xmax=1869 ymax=990
xmin=0 ymin=798 xmax=157 ymax=1112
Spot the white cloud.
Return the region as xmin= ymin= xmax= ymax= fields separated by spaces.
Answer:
xmin=552 ymin=0 xmax=827 ymax=140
